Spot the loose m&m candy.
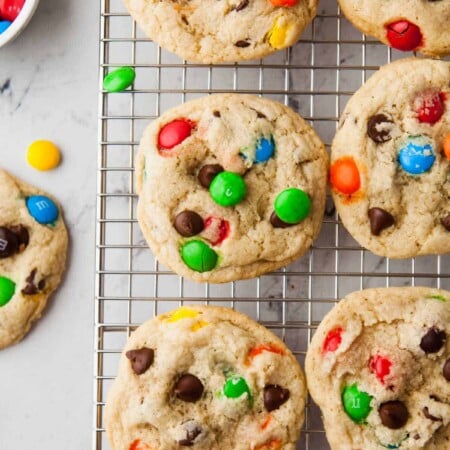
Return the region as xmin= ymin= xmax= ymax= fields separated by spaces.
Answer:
xmin=0 ymin=20 xmax=11 ymax=33
xmin=26 ymin=196 xmax=59 ymax=225
xmin=27 ymin=140 xmax=61 ymax=171
xmin=103 ymin=67 xmax=136 ymax=93
xmin=0 ymin=0 xmax=25 ymax=22
xmin=274 ymin=188 xmax=311 ymax=224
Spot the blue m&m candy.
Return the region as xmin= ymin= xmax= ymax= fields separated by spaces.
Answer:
xmin=26 ymin=196 xmax=59 ymax=225
xmin=255 ymin=136 xmax=275 ymax=163
xmin=398 ymin=136 xmax=435 ymax=175
xmin=0 ymin=21 xmax=12 ymax=34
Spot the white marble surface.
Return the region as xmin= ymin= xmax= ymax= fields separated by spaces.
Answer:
xmin=0 ymin=1 xmax=97 ymax=449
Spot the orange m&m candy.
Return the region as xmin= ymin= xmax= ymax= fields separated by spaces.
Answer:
xmin=444 ymin=133 xmax=450 ymax=161
xmin=330 ymin=157 xmax=361 ymax=195
xmin=269 ymin=0 xmax=297 ymax=6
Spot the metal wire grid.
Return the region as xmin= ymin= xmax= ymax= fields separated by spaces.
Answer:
xmin=95 ymin=0 xmax=450 ymax=448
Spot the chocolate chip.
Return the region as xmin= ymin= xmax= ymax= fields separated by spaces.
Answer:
xmin=423 ymin=406 xmax=442 ymax=422
xmin=443 ymin=359 xmax=450 ymax=381
xmin=413 ymin=434 xmax=421 ymax=440
xmin=367 ymin=114 xmax=394 ymax=143
xmin=270 ymin=211 xmax=293 ymax=229
xmin=379 ymin=401 xmax=409 ymax=429
xmin=9 ymin=225 xmax=29 ymax=249
xmin=368 ymin=207 xmax=395 ymax=236
xmin=420 ymin=327 xmax=446 ymax=354
xmin=264 ymin=384 xmax=290 ymax=412
xmin=126 ymin=348 xmax=155 ymax=375
xmin=174 ymin=211 xmax=204 ymax=237
xmin=198 ymin=164 xmax=224 ymax=188
xmin=235 ymin=0 xmax=249 ymax=11
xmin=174 ymin=374 xmax=204 ymax=402
xmin=21 ymin=269 xmax=45 ymax=295
xmin=0 ymin=226 xmax=19 ymax=258
xmin=181 ymin=15 xmax=189 ymax=25
xmin=235 ymin=40 xmax=250 ymax=48
xmin=213 ymin=110 xmax=221 ymax=117
xmin=251 ymin=108 xmax=266 ymax=119
xmin=441 ymin=214 xmax=450 ymax=231
xmin=178 ymin=424 xmax=202 ymax=446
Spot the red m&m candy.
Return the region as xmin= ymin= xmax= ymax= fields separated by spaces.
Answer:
xmin=322 ymin=327 xmax=343 ymax=354
xmin=386 ymin=20 xmax=422 ymax=52
xmin=369 ymin=354 xmax=392 ymax=384
xmin=203 ymin=217 xmax=230 ymax=246
xmin=414 ymin=91 xmax=446 ymax=125
xmin=0 ymin=0 xmax=25 ymax=22
xmin=158 ymin=119 xmax=194 ymax=150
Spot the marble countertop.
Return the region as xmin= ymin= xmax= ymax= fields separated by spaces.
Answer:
xmin=1 ymin=1 xmax=97 ymax=448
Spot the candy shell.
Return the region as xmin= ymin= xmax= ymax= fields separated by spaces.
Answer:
xmin=224 ymin=376 xmax=251 ymax=399
xmin=103 ymin=67 xmax=136 ymax=93
xmin=269 ymin=0 xmax=297 ymax=6
xmin=26 ymin=195 xmax=59 ymax=225
xmin=0 ymin=20 xmax=12 ymax=34
xmin=398 ymin=136 xmax=435 ymax=175
xmin=0 ymin=276 xmax=15 ymax=306
xmin=165 ymin=306 xmax=199 ymax=322
xmin=369 ymin=355 xmax=392 ymax=384
xmin=181 ymin=240 xmax=218 ymax=272
xmin=342 ymin=384 xmax=372 ymax=423
xmin=268 ymin=19 xmax=290 ymax=49
xmin=158 ymin=119 xmax=193 ymax=150
xmin=27 ymin=140 xmax=61 ymax=171
xmin=322 ymin=327 xmax=343 ymax=354
xmin=274 ymin=188 xmax=311 ymax=224
xmin=0 ymin=0 xmax=25 ymax=22
xmin=330 ymin=157 xmax=361 ymax=195
xmin=255 ymin=136 xmax=275 ymax=163
xmin=443 ymin=134 xmax=450 ymax=160
xmin=386 ymin=20 xmax=422 ymax=52
xmin=210 ymin=172 xmax=246 ymax=207
xmin=414 ymin=91 xmax=445 ymax=125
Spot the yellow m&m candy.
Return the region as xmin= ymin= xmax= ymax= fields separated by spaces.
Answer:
xmin=27 ymin=140 xmax=61 ymax=171
xmin=268 ymin=19 xmax=291 ymax=49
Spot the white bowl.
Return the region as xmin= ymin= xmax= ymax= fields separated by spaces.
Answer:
xmin=0 ymin=0 xmax=40 ymax=48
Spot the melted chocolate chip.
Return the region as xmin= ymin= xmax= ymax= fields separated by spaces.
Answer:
xmin=368 ymin=207 xmax=395 ymax=236
xmin=367 ymin=114 xmax=394 ymax=143
xmin=423 ymin=406 xmax=442 ymax=422
xmin=198 ymin=164 xmax=224 ymax=188
xmin=270 ymin=211 xmax=293 ymax=229
xmin=213 ymin=110 xmax=221 ymax=117
xmin=235 ymin=40 xmax=250 ymax=48
xmin=179 ymin=424 xmax=202 ymax=446
xmin=0 ymin=226 xmax=19 ymax=258
xmin=379 ymin=401 xmax=408 ymax=429
xmin=443 ymin=359 xmax=450 ymax=381
xmin=174 ymin=374 xmax=204 ymax=402
xmin=174 ymin=211 xmax=204 ymax=237
xmin=126 ymin=348 xmax=155 ymax=375
xmin=21 ymin=269 xmax=45 ymax=295
xmin=264 ymin=384 xmax=290 ymax=411
xmin=235 ymin=0 xmax=249 ymax=10
xmin=441 ymin=214 xmax=450 ymax=231
xmin=420 ymin=327 xmax=446 ymax=354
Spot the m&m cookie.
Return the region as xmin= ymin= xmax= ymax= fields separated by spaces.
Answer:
xmin=331 ymin=58 xmax=450 ymax=258
xmin=135 ymin=94 xmax=328 ymax=283
xmin=338 ymin=0 xmax=449 ymax=56
xmin=123 ymin=0 xmax=318 ymax=63
xmin=105 ymin=305 xmax=306 ymax=450
xmin=306 ymin=287 xmax=450 ymax=450
xmin=0 ymin=169 xmax=68 ymax=349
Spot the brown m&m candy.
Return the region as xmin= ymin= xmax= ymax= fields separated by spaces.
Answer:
xmin=174 ymin=373 xmax=204 ymax=402
xmin=126 ymin=348 xmax=155 ymax=375
xmin=174 ymin=211 xmax=204 ymax=237
xmin=0 ymin=226 xmax=20 ymax=258
xmin=367 ymin=114 xmax=394 ymax=143
xmin=379 ymin=401 xmax=408 ymax=429
xmin=420 ymin=327 xmax=446 ymax=354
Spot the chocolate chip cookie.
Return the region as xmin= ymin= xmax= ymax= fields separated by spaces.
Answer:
xmin=330 ymin=58 xmax=450 ymax=258
xmin=338 ymin=0 xmax=450 ymax=57
xmin=136 ymin=94 xmax=328 ymax=283
xmin=105 ymin=305 xmax=306 ymax=450
xmin=123 ymin=0 xmax=317 ymax=63
xmin=0 ymin=169 xmax=68 ymax=349
xmin=305 ymin=287 xmax=450 ymax=450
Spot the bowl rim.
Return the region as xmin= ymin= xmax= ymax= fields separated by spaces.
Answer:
xmin=0 ymin=0 xmax=40 ymax=48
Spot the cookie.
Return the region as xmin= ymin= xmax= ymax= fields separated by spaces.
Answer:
xmin=123 ymin=0 xmax=317 ymax=63
xmin=330 ymin=58 xmax=450 ymax=258
xmin=136 ymin=94 xmax=328 ymax=283
xmin=305 ymin=287 xmax=450 ymax=450
xmin=105 ymin=305 xmax=306 ymax=450
xmin=338 ymin=0 xmax=450 ymax=57
xmin=0 ymin=169 xmax=68 ymax=349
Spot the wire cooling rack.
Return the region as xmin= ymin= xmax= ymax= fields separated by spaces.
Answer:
xmin=95 ymin=0 xmax=450 ymax=448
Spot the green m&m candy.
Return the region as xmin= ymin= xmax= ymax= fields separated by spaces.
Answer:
xmin=103 ymin=66 xmax=136 ymax=92
xmin=0 ymin=276 xmax=16 ymax=307
xmin=342 ymin=384 xmax=373 ymax=423
xmin=210 ymin=172 xmax=246 ymax=207
xmin=274 ymin=188 xmax=311 ymax=224
xmin=181 ymin=240 xmax=218 ymax=272
xmin=223 ymin=376 xmax=251 ymax=399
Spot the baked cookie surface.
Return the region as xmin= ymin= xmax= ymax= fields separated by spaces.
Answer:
xmin=136 ymin=94 xmax=328 ymax=283
xmin=305 ymin=287 xmax=450 ymax=450
xmin=105 ymin=305 xmax=306 ymax=450
xmin=0 ymin=169 xmax=68 ymax=349
xmin=123 ymin=0 xmax=317 ymax=63
xmin=338 ymin=0 xmax=450 ymax=57
xmin=330 ymin=58 xmax=450 ymax=258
